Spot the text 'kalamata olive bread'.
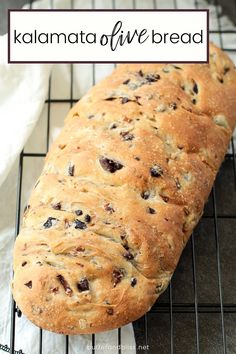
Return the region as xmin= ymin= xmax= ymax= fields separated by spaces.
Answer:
xmin=12 ymin=43 xmax=236 ymax=334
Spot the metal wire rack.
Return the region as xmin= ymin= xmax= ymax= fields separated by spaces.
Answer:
xmin=8 ymin=0 xmax=236 ymax=353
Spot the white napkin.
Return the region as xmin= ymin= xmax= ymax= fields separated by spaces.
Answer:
xmin=0 ymin=0 xmax=235 ymax=354
xmin=0 ymin=35 xmax=51 ymax=187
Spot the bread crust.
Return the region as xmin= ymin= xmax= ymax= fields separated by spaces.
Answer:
xmin=12 ymin=43 xmax=236 ymax=334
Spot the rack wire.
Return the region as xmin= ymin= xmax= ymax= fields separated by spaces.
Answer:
xmin=8 ymin=0 xmax=236 ymax=353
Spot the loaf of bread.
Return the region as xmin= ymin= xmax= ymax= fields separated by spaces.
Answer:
xmin=12 ymin=43 xmax=236 ymax=334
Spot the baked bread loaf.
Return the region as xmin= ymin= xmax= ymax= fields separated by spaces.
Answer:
xmin=12 ymin=43 xmax=236 ymax=334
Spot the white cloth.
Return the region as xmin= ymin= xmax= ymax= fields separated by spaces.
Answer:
xmin=0 ymin=35 xmax=51 ymax=187
xmin=0 ymin=0 xmax=235 ymax=354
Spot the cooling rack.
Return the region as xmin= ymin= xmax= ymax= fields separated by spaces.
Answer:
xmin=9 ymin=0 xmax=236 ymax=353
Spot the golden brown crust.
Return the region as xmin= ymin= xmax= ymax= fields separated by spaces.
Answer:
xmin=12 ymin=43 xmax=236 ymax=334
